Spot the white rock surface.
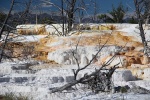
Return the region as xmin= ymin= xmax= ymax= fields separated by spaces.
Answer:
xmin=143 ymin=68 xmax=150 ymax=80
xmin=81 ymin=54 xmax=88 ymax=65
xmin=45 ymin=24 xmax=67 ymax=35
xmin=48 ymin=46 xmax=117 ymax=64
xmin=1 ymin=61 xmax=150 ymax=100
xmin=2 ymin=24 xmax=150 ymax=100
xmin=132 ymin=68 xmax=144 ymax=79
xmin=0 ymin=62 xmax=14 ymax=74
xmin=12 ymin=35 xmax=47 ymax=42
xmin=112 ymin=69 xmax=135 ymax=82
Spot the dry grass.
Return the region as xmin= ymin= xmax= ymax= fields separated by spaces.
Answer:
xmin=98 ymin=25 xmax=116 ymax=30
xmin=0 ymin=93 xmax=30 ymax=100
xmin=17 ymin=25 xmax=48 ymax=35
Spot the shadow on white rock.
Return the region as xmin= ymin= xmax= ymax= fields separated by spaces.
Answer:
xmin=47 ymin=46 xmax=118 ymax=65
xmin=112 ymin=69 xmax=135 ymax=82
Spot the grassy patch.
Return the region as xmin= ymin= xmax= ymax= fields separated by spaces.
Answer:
xmin=0 ymin=93 xmax=30 ymax=100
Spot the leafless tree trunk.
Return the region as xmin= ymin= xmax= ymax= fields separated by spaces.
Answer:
xmin=66 ymin=0 xmax=77 ymax=33
xmin=51 ymin=63 xmax=119 ymax=93
xmin=20 ymin=0 xmax=32 ymax=24
xmin=50 ymin=31 xmax=123 ymax=93
xmin=0 ymin=0 xmax=34 ymax=62
xmin=0 ymin=0 xmax=15 ymax=62
xmin=0 ymin=0 xmax=15 ymax=39
xmin=134 ymin=0 xmax=148 ymax=55
xmin=144 ymin=0 xmax=150 ymax=26
xmin=42 ymin=0 xmax=86 ymax=35
xmin=61 ymin=0 xmax=65 ymax=36
xmin=91 ymin=0 xmax=99 ymax=23
xmin=145 ymin=15 xmax=150 ymax=26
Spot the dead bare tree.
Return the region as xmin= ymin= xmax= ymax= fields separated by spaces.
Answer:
xmin=50 ymin=30 xmax=124 ymax=93
xmin=134 ymin=0 xmax=148 ymax=55
xmin=61 ymin=0 xmax=65 ymax=36
xmin=65 ymin=0 xmax=77 ymax=33
xmin=143 ymin=0 xmax=150 ymax=26
xmin=77 ymin=0 xmax=85 ymax=23
xmin=0 ymin=0 xmax=15 ymax=39
xmin=0 ymin=0 xmax=35 ymax=62
xmin=0 ymin=0 xmax=15 ymax=62
xmin=90 ymin=0 xmax=100 ymax=23
xmin=50 ymin=53 xmax=119 ymax=93
xmin=19 ymin=0 xmax=32 ymax=24
xmin=41 ymin=0 xmax=87 ymax=36
xmin=72 ymin=34 xmax=111 ymax=80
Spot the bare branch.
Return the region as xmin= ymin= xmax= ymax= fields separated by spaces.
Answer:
xmin=0 ymin=0 xmax=15 ymax=39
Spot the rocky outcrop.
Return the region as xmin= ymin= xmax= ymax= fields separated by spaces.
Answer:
xmin=47 ymin=46 xmax=118 ymax=65
xmin=100 ymin=49 xmax=150 ymax=68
